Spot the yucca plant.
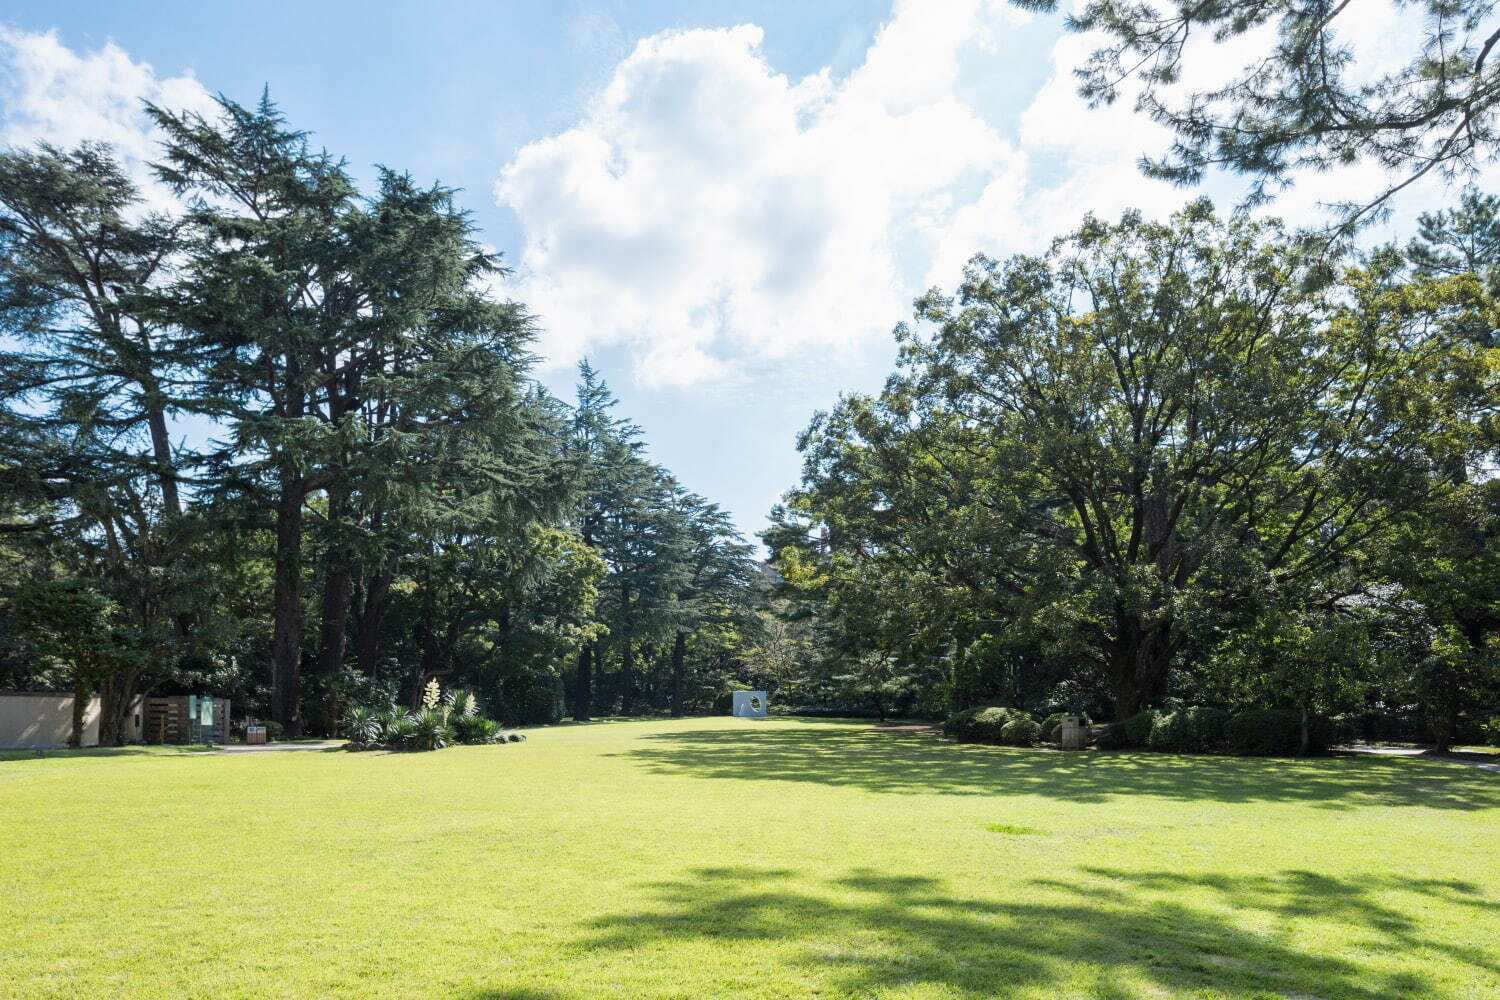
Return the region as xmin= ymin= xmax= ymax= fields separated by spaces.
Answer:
xmin=445 ymin=688 xmax=479 ymax=719
xmin=411 ymin=707 xmax=452 ymax=751
xmin=380 ymin=710 xmax=416 ymax=749
xmin=452 ymin=714 xmax=498 ymax=745
xmin=342 ymin=705 xmax=381 ymax=744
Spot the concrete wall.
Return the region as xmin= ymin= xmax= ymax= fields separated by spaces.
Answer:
xmin=0 ymin=692 xmax=101 ymax=749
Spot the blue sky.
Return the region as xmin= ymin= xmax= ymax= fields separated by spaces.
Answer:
xmin=0 ymin=1 xmax=1458 ymax=545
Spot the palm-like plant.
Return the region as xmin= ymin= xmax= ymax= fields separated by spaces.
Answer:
xmin=343 ymin=705 xmax=381 ymax=743
xmin=383 ymin=714 xmax=417 ymax=750
xmin=445 ymin=688 xmax=479 ymax=719
xmin=411 ymin=708 xmax=452 ymax=751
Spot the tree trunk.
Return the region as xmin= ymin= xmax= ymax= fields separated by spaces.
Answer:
xmin=69 ymin=669 xmax=87 ymax=749
xmin=620 ymin=640 xmax=635 ymax=716
xmin=670 ymin=629 xmax=687 ymax=718
xmin=145 ymin=407 xmax=182 ymax=518
xmin=270 ymin=476 xmax=305 ymax=738
xmin=355 ymin=558 xmax=396 ymax=677
xmin=1432 ymin=707 xmax=1455 ymax=754
xmin=97 ymin=669 xmax=142 ymax=747
xmin=574 ymin=644 xmax=593 ymax=722
xmin=318 ymin=490 xmax=352 ymax=682
xmin=1298 ymin=702 xmax=1311 ymax=758
xmin=1105 ymin=617 xmax=1174 ymax=720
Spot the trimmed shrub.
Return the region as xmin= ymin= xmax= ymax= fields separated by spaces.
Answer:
xmin=1123 ymin=710 xmax=1159 ymax=747
xmin=1147 ymin=707 xmax=1229 ymax=754
xmin=1225 ymin=709 xmax=1333 ymax=756
xmin=1000 ymin=717 xmax=1041 ymax=747
xmin=1097 ymin=710 xmax=1159 ymax=750
xmin=263 ymin=720 xmax=284 ymax=742
xmin=943 ymin=706 xmax=1037 ymax=745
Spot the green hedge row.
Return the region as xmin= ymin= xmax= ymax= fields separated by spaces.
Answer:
xmin=942 ymin=706 xmax=1041 ymax=746
xmin=1097 ymin=707 xmax=1336 ymax=755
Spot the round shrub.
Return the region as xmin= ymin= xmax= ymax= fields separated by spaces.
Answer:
xmin=263 ymin=720 xmax=284 ymax=742
xmin=1000 ymin=717 xmax=1041 ymax=746
xmin=943 ymin=706 xmax=1029 ymax=744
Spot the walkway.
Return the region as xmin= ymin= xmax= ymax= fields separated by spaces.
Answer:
xmin=1339 ymin=745 xmax=1500 ymax=775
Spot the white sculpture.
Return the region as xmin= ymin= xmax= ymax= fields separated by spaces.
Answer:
xmin=731 ymin=690 xmax=768 ymax=718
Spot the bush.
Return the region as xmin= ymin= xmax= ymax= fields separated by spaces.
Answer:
xmin=452 ymin=715 xmax=499 ymax=745
xmin=1097 ymin=710 xmax=1159 ymax=750
xmin=342 ymin=706 xmax=381 ymax=744
xmin=410 ymin=708 xmax=453 ymax=751
xmin=1147 ymin=707 xmax=1230 ymax=754
xmin=1225 ymin=709 xmax=1333 ymax=756
xmin=943 ymin=706 xmax=1036 ymax=745
xmin=1000 ymin=717 xmax=1041 ymax=746
xmin=263 ymin=720 xmax=284 ymax=742
xmin=382 ymin=714 xmax=417 ymax=750
xmin=501 ymin=673 xmax=565 ymax=726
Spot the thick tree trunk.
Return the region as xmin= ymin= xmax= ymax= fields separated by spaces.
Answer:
xmin=318 ymin=489 xmax=352 ymax=681
xmin=270 ymin=477 xmax=305 ymax=738
xmin=574 ymin=644 xmax=593 ymax=722
xmin=1432 ymin=708 xmax=1455 ymax=754
xmin=620 ymin=640 xmax=635 ymax=716
xmin=355 ymin=558 xmax=396 ymax=677
xmin=97 ymin=669 xmax=142 ymax=747
xmin=69 ymin=670 xmax=87 ymax=749
xmin=1298 ymin=702 xmax=1311 ymax=758
xmin=670 ymin=629 xmax=687 ymax=718
xmin=1105 ymin=615 xmax=1175 ymax=720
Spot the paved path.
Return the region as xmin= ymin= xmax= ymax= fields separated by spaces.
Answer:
xmin=214 ymin=740 xmax=344 ymax=754
xmin=1338 ymin=745 xmax=1500 ymax=774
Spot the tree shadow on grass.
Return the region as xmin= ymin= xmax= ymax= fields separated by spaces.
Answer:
xmin=577 ymin=865 xmax=1494 ymax=999
xmin=622 ymin=724 xmax=1500 ymax=809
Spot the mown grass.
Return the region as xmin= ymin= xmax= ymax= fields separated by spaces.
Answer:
xmin=1 ymin=717 xmax=1497 ymax=999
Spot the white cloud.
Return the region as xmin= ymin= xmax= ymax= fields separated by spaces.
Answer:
xmin=0 ymin=27 xmax=213 ymax=210
xmin=497 ymin=1 xmax=1028 ymax=387
xmin=498 ymin=0 xmax=1500 ymax=387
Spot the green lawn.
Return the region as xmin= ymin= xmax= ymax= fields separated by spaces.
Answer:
xmin=2 ymin=718 xmax=1497 ymax=999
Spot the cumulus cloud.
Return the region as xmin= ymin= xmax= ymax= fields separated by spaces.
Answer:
xmin=0 ymin=27 xmax=213 ymax=209
xmin=497 ymin=1 xmax=1029 ymax=387
xmin=500 ymin=0 xmax=1500 ymax=387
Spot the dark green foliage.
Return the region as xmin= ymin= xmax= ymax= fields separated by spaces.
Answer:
xmin=1225 ymin=710 xmax=1333 ymax=757
xmin=1122 ymin=711 xmax=1160 ymax=748
xmin=999 ymin=717 xmax=1041 ymax=747
xmin=263 ymin=721 xmax=284 ymax=742
xmin=501 ymin=673 xmax=566 ymax=726
xmin=1147 ymin=708 xmax=1230 ymax=754
xmin=451 ymin=715 xmax=499 ymax=745
xmin=943 ymin=706 xmax=1036 ymax=746
xmin=1031 ymin=0 xmax=1500 ymax=227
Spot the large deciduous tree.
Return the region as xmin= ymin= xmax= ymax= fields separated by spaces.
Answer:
xmin=792 ymin=202 xmax=1485 ymax=719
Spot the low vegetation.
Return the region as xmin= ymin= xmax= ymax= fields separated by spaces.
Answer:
xmin=1 ymin=718 xmax=1496 ymax=1000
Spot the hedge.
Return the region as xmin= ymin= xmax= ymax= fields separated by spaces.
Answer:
xmin=943 ymin=706 xmax=1037 ymax=746
xmin=1147 ymin=707 xmax=1230 ymax=754
xmin=1224 ymin=709 xmax=1334 ymax=756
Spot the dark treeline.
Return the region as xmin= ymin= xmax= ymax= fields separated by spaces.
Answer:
xmin=766 ymin=201 xmax=1500 ymax=751
xmin=0 ymin=94 xmax=771 ymax=741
